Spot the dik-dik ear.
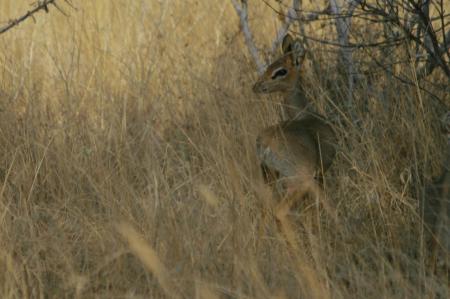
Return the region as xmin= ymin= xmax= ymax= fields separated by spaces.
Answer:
xmin=281 ymin=34 xmax=295 ymax=54
xmin=281 ymin=34 xmax=305 ymax=68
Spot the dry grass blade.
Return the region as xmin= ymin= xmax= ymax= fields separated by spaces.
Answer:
xmin=117 ymin=223 xmax=181 ymax=299
xmin=196 ymin=283 xmax=220 ymax=299
xmin=197 ymin=184 xmax=220 ymax=208
xmin=275 ymin=200 xmax=331 ymax=299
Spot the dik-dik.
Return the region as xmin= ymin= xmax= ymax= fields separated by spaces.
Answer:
xmin=253 ymin=34 xmax=337 ymax=215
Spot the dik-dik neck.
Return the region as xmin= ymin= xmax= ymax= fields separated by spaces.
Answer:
xmin=283 ymin=80 xmax=310 ymax=120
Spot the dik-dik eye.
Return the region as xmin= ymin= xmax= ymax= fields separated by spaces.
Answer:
xmin=271 ymin=68 xmax=288 ymax=79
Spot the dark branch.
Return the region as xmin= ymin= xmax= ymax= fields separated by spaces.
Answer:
xmin=0 ymin=0 xmax=71 ymax=35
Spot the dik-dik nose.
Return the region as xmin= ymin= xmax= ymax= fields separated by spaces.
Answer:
xmin=253 ymin=81 xmax=268 ymax=93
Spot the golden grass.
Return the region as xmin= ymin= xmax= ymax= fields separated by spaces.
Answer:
xmin=0 ymin=0 xmax=449 ymax=298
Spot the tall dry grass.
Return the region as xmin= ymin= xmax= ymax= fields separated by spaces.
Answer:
xmin=0 ymin=0 xmax=448 ymax=298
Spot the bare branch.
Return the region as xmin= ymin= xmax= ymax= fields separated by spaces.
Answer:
xmin=230 ymin=0 xmax=265 ymax=74
xmin=328 ymin=0 xmax=361 ymax=106
xmin=328 ymin=0 xmax=357 ymax=45
xmin=0 ymin=0 xmax=68 ymax=35
xmin=408 ymin=0 xmax=450 ymax=78
xmin=361 ymin=0 xmax=450 ymax=79
xmin=417 ymin=28 xmax=450 ymax=78
xmin=270 ymin=0 xmax=300 ymax=54
xmin=51 ymin=1 xmax=69 ymax=17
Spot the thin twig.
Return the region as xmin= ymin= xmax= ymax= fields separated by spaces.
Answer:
xmin=417 ymin=28 xmax=450 ymax=78
xmin=0 ymin=0 xmax=69 ymax=35
xmin=361 ymin=0 xmax=450 ymax=79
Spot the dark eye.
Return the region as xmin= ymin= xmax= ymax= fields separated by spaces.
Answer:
xmin=271 ymin=69 xmax=287 ymax=79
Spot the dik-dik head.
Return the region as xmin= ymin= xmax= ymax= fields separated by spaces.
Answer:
xmin=253 ymin=34 xmax=306 ymax=94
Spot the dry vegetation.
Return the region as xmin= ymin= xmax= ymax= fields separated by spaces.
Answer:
xmin=0 ymin=0 xmax=449 ymax=298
